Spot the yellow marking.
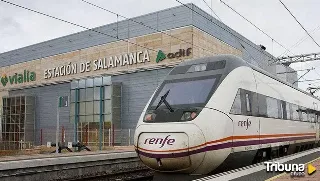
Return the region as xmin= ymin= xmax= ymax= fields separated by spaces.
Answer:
xmin=307 ymin=164 xmax=316 ymax=175
xmin=265 ymin=156 xmax=320 ymax=181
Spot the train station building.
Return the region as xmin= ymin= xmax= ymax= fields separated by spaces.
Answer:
xmin=0 ymin=3 xmax=297 ymax=149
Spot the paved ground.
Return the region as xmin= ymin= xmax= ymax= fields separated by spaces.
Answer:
xmin=229 ymin=151 xmax=320 ymax=181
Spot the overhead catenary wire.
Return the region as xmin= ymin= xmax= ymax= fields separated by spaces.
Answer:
xmin=81 ymin=0 xmax=221 ymax=54
xmin=80 ymin=0 xmax=282 ymax=70
xmin=81 ymin=0 xmax=272 ymax=71
xmin=79 ymin=0 xmax=219 ymax=57
xmin=174 ymin=0 xmax=280 ymax=63
xmin=278 ymin=25 xmax=320 ymax=57
xmin=199 ymin=0 xmax=296 ymax=78
xmin=279 ymin=0 xmax=320 ymax=48
xmin=219 ymin=0 xmax=295 ymax=57
xmin=201 ymin=0 xmax=222 ymax=21
xmin=216 ymin=0 xmax=317 ymax=87
xmin=0 ymin=0 xmax=160 ymax=54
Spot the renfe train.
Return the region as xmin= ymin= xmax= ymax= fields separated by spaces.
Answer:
xmin=134 ymin=55 xmax=320 ymax=179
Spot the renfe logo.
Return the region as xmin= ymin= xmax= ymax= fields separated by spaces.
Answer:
xmin=144 ymin=135 xmax=176 ymax=148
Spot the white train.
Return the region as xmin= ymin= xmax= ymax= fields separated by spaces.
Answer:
xmin=134 ymin=55 xmax=320 ymax=179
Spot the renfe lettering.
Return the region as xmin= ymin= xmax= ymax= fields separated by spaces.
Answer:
xmin=144 ymin=135 xmax=175 ymax=148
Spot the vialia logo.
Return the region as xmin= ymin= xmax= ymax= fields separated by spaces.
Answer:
xmin=1 ymin=70 xmax=36 ymax=87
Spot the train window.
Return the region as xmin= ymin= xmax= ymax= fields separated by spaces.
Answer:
xmin=230 ymin=89 xmax=241 ymax=115
xmin=251 ymin=93 xmax=259 ymax=116
xmin=300 ymin=107 xmax=308 ymax=122
xmin=241 ymin=90 xmax=253 ymax=116
xmin=286 ymin=102 xmax=292 ymax=120
xmin=266 ymin=97 xmax=278 ymax=118
xmin=257 ymin=94 xmax=267 ymax=117
xmin=245 ymin=93 xmax=251 ymax=112
xmin=291 ymin=104 xmax=300 ymax=121
xmin=150 ymin=77 xmax=217 ymax=107
xmin=278 ymin=101 xmax=285 ymax=119
xmin=309 ymin=112 xmax=316 ymax=123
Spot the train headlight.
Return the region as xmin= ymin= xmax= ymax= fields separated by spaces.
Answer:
xmin=181 ymin=111 xmax=198 ymax=121
xmin=144 ymin=112 xmax=156 ymax=122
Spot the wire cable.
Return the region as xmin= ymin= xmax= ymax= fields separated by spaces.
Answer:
xmin=0 ymin=0 xmax=159 ymax=53
xmin=196 ymin=0 xmax=293 ymax=74
xmin=279 ymin=0 xmax=320 ymax=48
xmin=201 ymin=0 xmax=222 ymax=21
xmin=278 ymin=25 xmax=320 ymax=57
xmin=217 ymin=0 xmax=318 ymax=88
xmin=220 ymin=0 xmax=295 ymax=56
xmin=174 ymin=0 xmax=279 ymax=63
xmin=80 ymin=0 xmax=219 ymax=57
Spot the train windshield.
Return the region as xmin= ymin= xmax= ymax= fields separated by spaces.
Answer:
xmin=150 ymin=77 xmax=217 ymax=108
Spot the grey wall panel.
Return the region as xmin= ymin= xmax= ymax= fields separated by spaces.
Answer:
xmin=8 ymin=83 xmax=73 ymax=146
xmin=112 ymin=68 xmax=171 ymax=129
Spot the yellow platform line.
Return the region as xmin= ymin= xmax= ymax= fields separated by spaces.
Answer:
xmin=265 ymin=156 xmax=320 ymax=181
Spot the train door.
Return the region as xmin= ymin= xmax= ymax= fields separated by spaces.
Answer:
xmin=313 ymin=103 xmax=319 ymax=144
xmin=232 ymin=89 xmax=260 ymax=152
xmin=316 ymin=114 xmax=320 ymax=143
xmin=316 ymin=114 xmax=320 ymax=145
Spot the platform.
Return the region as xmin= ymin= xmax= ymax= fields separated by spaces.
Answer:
xmin=0 ymin=146 xmax=152 ymax=181
xmin=195 ymin=147 xmax=320 ymax=181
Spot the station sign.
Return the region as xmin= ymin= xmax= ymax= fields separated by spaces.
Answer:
xmin=43 ymin=47 xmax=193 ymax=80
xmin=43 ymin=50 xmax=150 ymax=80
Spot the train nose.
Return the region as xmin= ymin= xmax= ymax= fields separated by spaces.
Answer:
xmin=135 ymin=124 xmax=205 ymax=172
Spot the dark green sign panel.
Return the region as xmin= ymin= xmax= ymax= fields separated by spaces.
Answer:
xmin=59 ymin=96 xmax=69 ymax=107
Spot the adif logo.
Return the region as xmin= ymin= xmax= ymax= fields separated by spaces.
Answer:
xmin=156 ymin=50 xmax=166 ymax=63
xmin=264 ymin=162 xmax=305 ymax=177
xmin=155 ymin=48 xmax=192 ymax=63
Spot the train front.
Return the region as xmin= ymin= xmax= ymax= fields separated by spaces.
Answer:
xmin=134 ymin=58 xmax=227 ymax=174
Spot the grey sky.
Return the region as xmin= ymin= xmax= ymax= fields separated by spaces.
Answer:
xmin=0 ymin=0 xmax=320 ymax=93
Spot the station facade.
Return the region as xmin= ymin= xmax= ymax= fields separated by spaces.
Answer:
xmin=0 ymin=4 xmax=297 ymax=149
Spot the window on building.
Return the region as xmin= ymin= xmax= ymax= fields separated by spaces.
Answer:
xmin=230 ymin=89 xmax=241 ymax=115
xmin=70 ymin=77 xmax=121 ymax=146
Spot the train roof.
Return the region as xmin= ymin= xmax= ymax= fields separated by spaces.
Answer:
xmin=174 ymin=54 xmax=320 ymax=102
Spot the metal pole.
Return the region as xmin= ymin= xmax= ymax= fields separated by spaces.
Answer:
xmin=40 ymin=129 xmax=43 ymax=145
xmin=128 ymin=129 xmax=131 ymax=146
xmin=56 ymin=97 xmax=60 ymax=153
xmin=108 ymin=129 xmax=111 ymax=146
xmin=99 ymin=86 xmax=104 ymax=150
